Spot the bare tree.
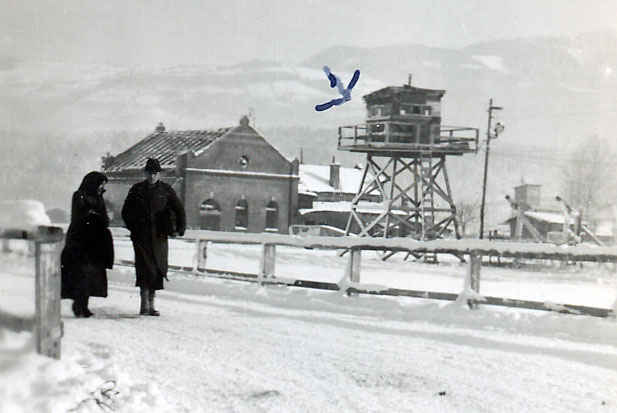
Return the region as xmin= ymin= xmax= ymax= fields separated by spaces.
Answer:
xmin=561 ymin=136 xmax=617 ymax=215
xmin=456 ymin=200 xmax=480 ymax=237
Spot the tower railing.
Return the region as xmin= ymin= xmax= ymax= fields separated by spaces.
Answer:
xmin=338 ymin=124 xmax=479 ymax=154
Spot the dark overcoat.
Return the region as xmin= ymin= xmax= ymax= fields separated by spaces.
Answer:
xmin=61 ymin=173 xmax=114 ymax=299
xmin=121 ymin=180 xmax=186 ymax=290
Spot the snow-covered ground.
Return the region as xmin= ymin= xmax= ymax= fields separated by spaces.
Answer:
xmin=2 ymin=238 xmax=617 ymax=412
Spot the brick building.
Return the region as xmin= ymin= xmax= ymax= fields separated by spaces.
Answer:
xmin=103 ymin=117 xmax=299 ymax=233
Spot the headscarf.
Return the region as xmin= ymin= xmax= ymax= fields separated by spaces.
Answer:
xmin=78 ymin=171 xmax=108 ymax=196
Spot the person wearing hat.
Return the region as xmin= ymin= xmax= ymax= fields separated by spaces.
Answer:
xmin=121 ymin=158 xmax=186 ymax=316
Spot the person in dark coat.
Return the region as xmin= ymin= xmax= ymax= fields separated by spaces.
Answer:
xmin=61 ymin=171 xmax=114 ymax=318
xmin=121 ymin=158 xmax=186 ymax=316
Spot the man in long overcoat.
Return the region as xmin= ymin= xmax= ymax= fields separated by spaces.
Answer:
xmin=121 ymin=158 xmax=186 ymax=316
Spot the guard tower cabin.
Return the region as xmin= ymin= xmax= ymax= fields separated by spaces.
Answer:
xmin=338 ymin=83 xmax=478 ymax=155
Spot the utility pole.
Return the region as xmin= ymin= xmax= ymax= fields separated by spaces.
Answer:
xmin=479 ymin=98 xmax=504 ymax=239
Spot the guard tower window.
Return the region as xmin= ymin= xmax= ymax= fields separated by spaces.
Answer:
xmin=413 ymin=105 xmax=422 ymax=114
xmin=234 ymin=199 xmax=248 ymax=231
xmin=400 ymin=104 xmax=412 ymax=115
xmin=423 ymin=106 xmax=432 ymax=116
xmin=265 ymin=201 xmax=279 ymax=232
xmin=369 ymin=104 xmax=391 ymax=117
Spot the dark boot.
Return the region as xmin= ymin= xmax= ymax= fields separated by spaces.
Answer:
xmin=73 ymin=296 xmax=92 ymax=318
xmin=72 ymin=300 xmax=83 ymax=317
xmin=82 ymin=296 xmax=93 ymax=318
xmin=148 ymin=290 xmax=160 ymax=316
xmin=139 ymin=288 xmax=150 ymax=315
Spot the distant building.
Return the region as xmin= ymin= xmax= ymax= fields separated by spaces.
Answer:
xmin=503 ymin=184 xmax=569 ymax=241
xmin=296 ymin=160 xmax=383 ymax=233
xmin=102 ymin=117 xmax=299 ymax=233
xmin=502 ymin=183 xmax=612 ymax=244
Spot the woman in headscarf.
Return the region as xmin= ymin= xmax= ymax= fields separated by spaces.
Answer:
xmin=61 ymin=171 xmax=114 ymax=317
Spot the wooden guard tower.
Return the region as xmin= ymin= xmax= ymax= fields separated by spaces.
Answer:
xmin=338 ymin=80 xmax=479 ymax=259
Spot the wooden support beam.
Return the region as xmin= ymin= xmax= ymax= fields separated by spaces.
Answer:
xmin=348 ymin=249 xmax=361 ymax=283
xmin=260 ymin=243 xmax=276 ymax=279
xmin=34 ymin=227 xmax=63 ymax=360
xmin=194 ymin=239 xmax=208 ymax=273
xmin=345 ymin=248 xmax=362 ymax=296
xmin=468 ymin=252 xmax=482 ymax=309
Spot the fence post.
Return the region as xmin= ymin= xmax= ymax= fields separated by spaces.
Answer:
xmin=468 ymin=251 xmax=482 ymax=309
xmin=346 ymin=248 xmax=362 ymax=295
xmin=194 ymin=239 xmax=208 ymax=273
xmin=34 ymin=226 xmax=63 ymax=359
xmin=260 ymin=243 xmax=276 ymax=279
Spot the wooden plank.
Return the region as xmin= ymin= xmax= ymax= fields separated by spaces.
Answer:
xmin=114 ymin=260 xmax=613 ymax=318
xmin=174 ymin=230 xmax=617 ymax=262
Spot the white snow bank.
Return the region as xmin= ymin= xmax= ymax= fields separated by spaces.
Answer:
xmin=0 ymin=328 xmax=172 ymax=413
xmin=0 ymin=200 xmax=51 ymax=231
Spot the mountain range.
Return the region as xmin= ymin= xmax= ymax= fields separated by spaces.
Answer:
xmin=1 ymin=31 xmax=616 ymax=223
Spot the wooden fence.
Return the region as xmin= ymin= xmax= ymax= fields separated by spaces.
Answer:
xmin=118 ymin=230 xmax=617 ymax=318
xmin=0 ymin=226 xmax=64 ymax=359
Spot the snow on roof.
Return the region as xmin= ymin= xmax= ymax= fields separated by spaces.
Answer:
xmin=299 ymin=201 xmax=405 ymax=215
xmin=595 ymin=220 xmax=614 ymax=237
xmin=0 ymin=200 xmax=51 ymax=231
xmin=105 ymin=127 xmax=231 ymax=172
xmin=524 ymin=211 xmax=566 ymax=224
xmin=299 ymin=164 xmax=370 ymax=194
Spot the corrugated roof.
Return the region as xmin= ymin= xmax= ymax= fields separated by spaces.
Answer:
xmin=104 ymin=128 xmax=232 ymax=172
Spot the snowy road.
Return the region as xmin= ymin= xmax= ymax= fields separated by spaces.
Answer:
xmin=3 ymin=247 xmax=617 ymax=412
xmin=62 ymin=268 xmax=617 ymax=413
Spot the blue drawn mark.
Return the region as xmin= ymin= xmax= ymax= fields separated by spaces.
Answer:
xmin=315 ymin=66 xmax=360 ymax=112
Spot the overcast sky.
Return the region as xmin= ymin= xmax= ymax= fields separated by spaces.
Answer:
xmin=2 ymin=0 xmax=617 ymax=66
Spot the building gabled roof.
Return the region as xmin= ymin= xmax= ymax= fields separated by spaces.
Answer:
xmin=104 ymin=126 xmax=232 ymax=172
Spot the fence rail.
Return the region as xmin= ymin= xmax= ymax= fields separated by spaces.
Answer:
xmin=118 ymin=229 xmax=617 ymax=318
xmin=0 ymin=226 xmax=64 ymax=359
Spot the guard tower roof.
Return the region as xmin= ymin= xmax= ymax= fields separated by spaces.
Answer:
xmin=363 ymin=84 xmax=446 ymax=103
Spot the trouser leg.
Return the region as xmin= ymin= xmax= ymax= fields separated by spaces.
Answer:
xmin=140 ymin=288 xmax=150 ymax=315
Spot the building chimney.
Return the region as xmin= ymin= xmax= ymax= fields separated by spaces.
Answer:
xmin=514 ymin=184 xmax=541 ymax=210
xmin=329 ymin=156 xmax=340 ymax=190
xmin=155 ymin=122 xmax=165 ymax=133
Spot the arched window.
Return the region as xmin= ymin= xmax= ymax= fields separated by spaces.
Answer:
xmin=234 ymin=199 xmax=248 ymax=231
xmin=265 ymin=201 xmax=279 ymax=232
xmin=199 ymin=199 xmax=221 ymax=231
